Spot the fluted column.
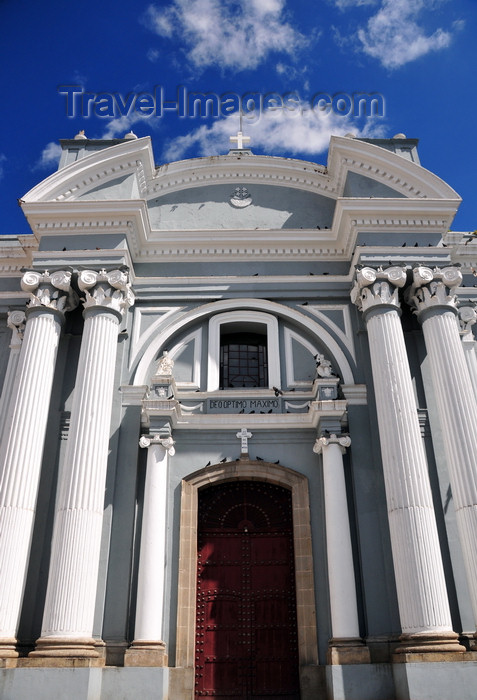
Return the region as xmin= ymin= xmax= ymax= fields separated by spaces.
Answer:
xmin=0 ymin=311 xmax=26 ymax=443
xmin=313 ymin=434 xmax=370 ymax=664
xmin=124 ymin=434 xmax=175 ymax=667
xmin=407 ymin=267 xmax=477 ymax=644
xmin=32 ymin=269 xmax=134 ymax=661
xmin=351 ymin=266 xmax=463 ymax=654
xmin=0 ymin=271 xmax=76 ymax=658
xmin=458 ymin=305 xmax=477 ymax=401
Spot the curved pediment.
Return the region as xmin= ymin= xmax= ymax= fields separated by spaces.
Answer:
xmin=22 ymin=134 xmax=460 ymax=206
xmin=20 ymin=133 xmax=461 ymax=262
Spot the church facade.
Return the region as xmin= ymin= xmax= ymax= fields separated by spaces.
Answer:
xmin=1 ymin=131 xmax=477 ymax=699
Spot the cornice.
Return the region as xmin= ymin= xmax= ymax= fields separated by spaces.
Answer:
xmin=19 ymin=135 xmax=461 ymax=263
xmin=0 ymin=236 xmax=37 ymax=274
xmin=21 ymin=196 xmax=459 ymax=263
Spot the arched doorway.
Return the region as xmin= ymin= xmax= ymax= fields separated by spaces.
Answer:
xmin=195 ymin=481 xmax=300 ymax=699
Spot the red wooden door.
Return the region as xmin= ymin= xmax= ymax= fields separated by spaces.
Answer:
xmin=195 ymin=481 xmax=300 ymax=699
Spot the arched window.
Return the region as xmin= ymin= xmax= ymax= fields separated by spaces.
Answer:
xmin=207 ymin=311 xmax=280 ymax=391
xmin=220 ymin=331 xmax=268 ymax=388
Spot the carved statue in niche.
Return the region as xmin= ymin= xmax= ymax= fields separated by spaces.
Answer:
xmin=156 ymin=350 xmax=174 ymax=376
xmin=315 ymin=353 xmax=335 ymax=378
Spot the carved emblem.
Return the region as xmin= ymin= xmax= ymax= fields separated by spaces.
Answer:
xmin=230 ymin=186 xmax=252 ymax=208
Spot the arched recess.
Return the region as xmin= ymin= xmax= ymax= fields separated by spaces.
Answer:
xmin=175 ymin=460 xmax=319 ymax=682
xmin=132 ymin=298 xmax=356 ymax=386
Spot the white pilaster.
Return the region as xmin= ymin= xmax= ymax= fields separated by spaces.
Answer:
xmin=352 ymin=266 xmax=462 ymax=654
xmin=0 ymin=311 xmax=26 ymax=443
xmin=458 ymin=305 xmax=477 ymax=402
xmin=32 ymin=269 xmax=134 ymax=660
xmin=124 ymin=435 xmax=174 ymax=667
xmin=0 ymin=272 xmax=76 ymax=658
xmin=313 ymin=433 xmax=369 ymax=663
xmin=408 ymin=267 xmax=477 ymax=643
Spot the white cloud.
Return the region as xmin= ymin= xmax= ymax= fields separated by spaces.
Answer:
xmin=334 ymin=0 xmax=378 ymax=8
xmin=100 ymin=112 xmax=154 ymax=139
xmin=143 ymin=0 xmax=306 ymax=71
xmin=147 ymin=47 xmax=160 ymax=63
xmin=33 ymin=142 xmax=62 ymax=171
xmin=356 ymin=0 xmax=457 ymax=69
xmin=162 ymin=107 xmax=385 ymax=162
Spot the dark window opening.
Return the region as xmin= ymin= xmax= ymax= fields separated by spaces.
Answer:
xmin=220 ymin=332 xmax=268 ymax=388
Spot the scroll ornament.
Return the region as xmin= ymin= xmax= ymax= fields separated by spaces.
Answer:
xmin=406 ymin=266 xmax=462 ymax=314
xmin=351 ymin=266 xmax=406 ymax=313
xmin=79 ymin=269 xmax=135 ymax=316
xmin=21 ymin=270 xmax=78 ymax=314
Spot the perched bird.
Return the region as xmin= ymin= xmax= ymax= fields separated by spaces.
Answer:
xmin=256 ymin=456 xmax=264 ymax=461
xmin=220 ymin=457 xmax=227 ymax=463
xmin=205 ymin=461 xmax=211 ymax=467
xmin=273 ymin=386 xmax=283 ymax=396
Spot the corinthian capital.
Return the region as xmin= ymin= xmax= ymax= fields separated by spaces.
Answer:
xmin=406 ymin=266 xmax=462 ymax=315
xmin=313 ymin=433 xmax=351 ymax=455
xmin=458 ymin=305 xmax=477 ymax=338
xmin=21 ymin=270 xmax=78 ymax=315
xmin=7 ymin=310 xmax=26 ymax=347
xmin=351 ymin=266 xmax=406 ymax=314
xmin=79 ymin=268 xmax=135 ymax=317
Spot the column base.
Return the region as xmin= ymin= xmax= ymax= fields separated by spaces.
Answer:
xmin=28 ymin=637 xmax=105 ymax=666
xmin=327 ymin=637 xmax=371 ymax=665
xmin=0 ymin=638 xmax=19 ymax=661
xmin=393 ymin=631 xmax=466 ymax=661
xmin=124 ymin=640 xmax=168 ymax=667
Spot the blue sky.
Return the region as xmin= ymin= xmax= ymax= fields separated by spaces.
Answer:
xmin=1 ymin=0 xmax=476 ymax=234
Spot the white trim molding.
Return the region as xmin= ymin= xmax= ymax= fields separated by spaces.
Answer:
xmin=207 ymin=310 xmax=279 ymax=391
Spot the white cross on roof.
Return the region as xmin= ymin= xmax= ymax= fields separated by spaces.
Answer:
xmin=230 ymin=130 xmax=251 ymax=150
